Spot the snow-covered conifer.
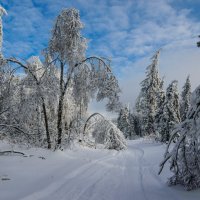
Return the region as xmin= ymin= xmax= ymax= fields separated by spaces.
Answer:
xmin=117 ymin=105 xmax=135 ymax=139
xmin=155 ymin=77 xmax=165 ymax=135
xmin=157 ymin=80 xmax=181 ymax=142
xmin=117 ymin=106 xmax=131 ymax=139
xmin=180 ymin=75 xmax=191 ymax=121
xmin=136 ymin=50 xmax=163 ymax=136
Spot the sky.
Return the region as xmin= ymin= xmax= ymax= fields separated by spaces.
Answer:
xmin=1 ymin=0 xmax=200 ymax=117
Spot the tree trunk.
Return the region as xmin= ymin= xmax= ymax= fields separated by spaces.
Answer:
xmin=57 ymin=93 xmax=64 ymax=147
xmin=56 ymin=61 xmax=64 ymax=148
xmin=42 ymin=100 xmax=51 ymax=149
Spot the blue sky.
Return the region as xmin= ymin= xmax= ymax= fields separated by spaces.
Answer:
xmin=1 ymin=0 xmax=200 ymax=115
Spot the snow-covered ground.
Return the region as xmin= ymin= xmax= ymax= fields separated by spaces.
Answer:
xmin=0 ymin=139 xmax=200 ymax=200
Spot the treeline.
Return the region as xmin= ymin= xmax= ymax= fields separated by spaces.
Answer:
xmin=117 ymin=50 xmax=191 ymax=143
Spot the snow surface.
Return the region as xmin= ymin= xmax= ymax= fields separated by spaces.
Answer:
xmin=0 ymin=139 xmax=200 ymax=200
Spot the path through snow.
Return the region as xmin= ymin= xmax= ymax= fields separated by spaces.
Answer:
xmin=0 ymin=139 xmax=200 ymax=200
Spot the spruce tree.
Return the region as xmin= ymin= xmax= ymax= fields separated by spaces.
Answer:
xmin=158 ymin=80 xmax=181 ymax=142
xmin=180 ymin=76 xmax=191 ymax=121
xmin=157 ymin=77 xmax=165 ymax=108
xmin=155 ymin=77 xmax=165 ymax=135
xmin=129 ymin=113 xmax=136 ymax=139
xmin=136 ymin=50 xmax=163 ymax=136
xmin=131 ymin=112 xmax=142 ymax=137
xmin=117 ymin=105 xmax=133 ymax=139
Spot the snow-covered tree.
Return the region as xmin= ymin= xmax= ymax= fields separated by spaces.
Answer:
xmin=3 ymin=56 xmax=59 ymax=148
xmin=97 ymin=73 xmax=121 ymax=112
xmin=129 ymin=113 xmax=137 ymax=139
xmin=159 ymin=84 xmax=200 ymax=190
xmin=131 ymin=112 xmax=142 ymax=137
xmin=154 ymin=77 xmax=165 ymax=134
xmin=136 ymin=50 xmax=163 ymax=136
xmin=73 ymin=66 xmax=90 ymax=119
xmin=157 ymin=77 xmax=165 ymax=108
xmin=0 ymin=63 xmax=15 ymax=125
xmin=48 ymin=8 xmax=121 ymax=148
xmin=180 ymin=76 xmax=191 ymax=121
xmin=117 ymin=105 xmax=133 ymax=139
xmin=48 ymin=8 xmax=87 ymax=148
xmin=157 ymin=80 xmax=181 ymax=142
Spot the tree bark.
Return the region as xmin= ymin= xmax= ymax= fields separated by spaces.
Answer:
xmin=57 ymin=94 xmax=64 ymax=147
xmin=57 ymin=61 xmax=64 ymax=148
xmin=42 ymin=99 xmax=51 ymax=149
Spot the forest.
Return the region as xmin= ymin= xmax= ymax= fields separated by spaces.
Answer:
xmin=1 ymin=3 xmax=200 ymax=199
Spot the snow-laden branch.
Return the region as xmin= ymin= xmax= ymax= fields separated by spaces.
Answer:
xmin=75 ymin=56 xmax=112 ymax=73
xmin=0 ymin=124 xmax=27 ymax=135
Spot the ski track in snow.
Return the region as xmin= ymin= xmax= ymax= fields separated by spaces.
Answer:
xmin=130 ymin=144 xmax=181 ymax=200
xmin=1 ymin=139 xmax=200 ymax=200
xmin=20 ymin=153 xmax=116 ymax=200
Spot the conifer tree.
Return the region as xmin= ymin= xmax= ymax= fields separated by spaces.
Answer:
xmin=117 ymin=106 xmax=131 ymax=139
xmin=136 ymin=50 xmax=162 ymax=136
xmin=158 ymin=80 xmax=181 ymax=142
xmin=154 ymin=77 xmax=165 ymax=135
xmin=157 ymin=77 xmax=165 ymax=108
xmin=180 ymin=76 xmax=191 ymax=121
xmin=132 ymin=112 xmax=142 ymax=137
xmin=129 ymin=113 xmax=137 ymax=139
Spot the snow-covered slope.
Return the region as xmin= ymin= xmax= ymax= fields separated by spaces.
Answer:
xmin=0 ymin=139 xmax=200 ymax=200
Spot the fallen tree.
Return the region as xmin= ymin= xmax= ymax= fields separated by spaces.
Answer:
xmin=82 ymin=113 xmax=126 ymax=150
